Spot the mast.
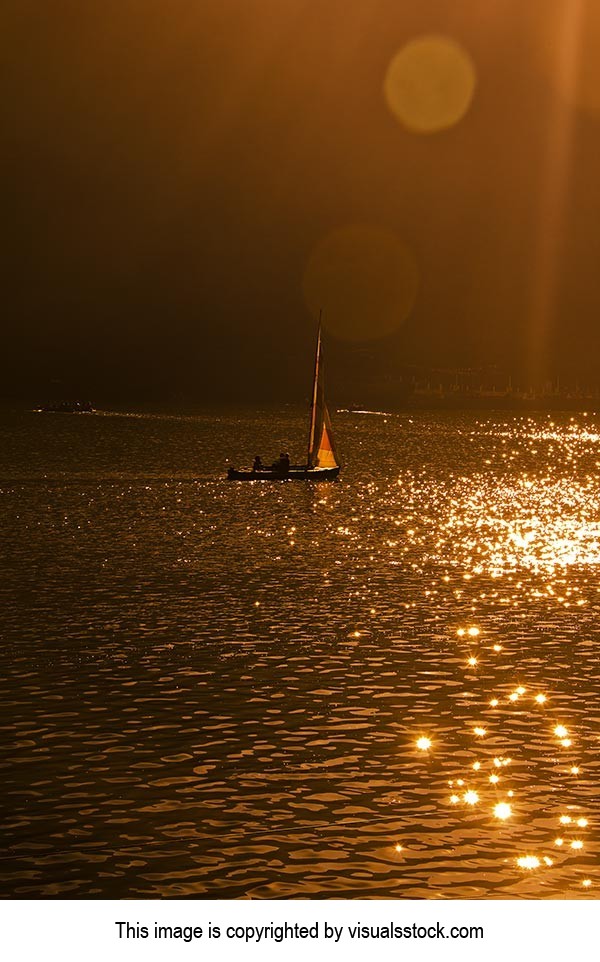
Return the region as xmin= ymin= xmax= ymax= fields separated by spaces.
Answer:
xmin=307 ymin=312 xmax=322 ymax=469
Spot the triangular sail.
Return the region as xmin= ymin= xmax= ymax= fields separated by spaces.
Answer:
xmin=307 ymin=323 xmax=339 ymax=469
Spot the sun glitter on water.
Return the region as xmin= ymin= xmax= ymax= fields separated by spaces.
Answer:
xmin=517 ymin=856 xmax=540 ymax=870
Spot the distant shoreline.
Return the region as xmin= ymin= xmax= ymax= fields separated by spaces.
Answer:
xmin=3 ymin=397 xmax=600 ymax=417
xmin=401 ymin=395 xmax=599 ymax=413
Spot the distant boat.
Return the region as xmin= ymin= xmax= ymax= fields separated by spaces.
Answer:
xmin=227 ymin=322 xmax=340 ymax=481
xmin=36 ymin=400 xmax=94 ymax=414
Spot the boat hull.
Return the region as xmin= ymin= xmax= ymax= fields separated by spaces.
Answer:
xmin=227 ymin=466 xmax=340 ymax=481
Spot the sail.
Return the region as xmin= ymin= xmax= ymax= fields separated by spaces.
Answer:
xmin=307 ymin=325 xmax=339 ymax=469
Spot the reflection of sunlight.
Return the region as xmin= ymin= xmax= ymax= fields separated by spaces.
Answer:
xmin=419 ymin=629 xmax=594 ymax=891
xmin=517 ymin=856 xmax=540 ymax=870
xmin=400 ymin=461 xmax=598 ymax=895
xmin=416 ymin=422 xmax=600 ymax=578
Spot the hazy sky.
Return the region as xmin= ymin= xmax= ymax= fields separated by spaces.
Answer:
xmin=4 ymin=0 xmax=600 ymax=402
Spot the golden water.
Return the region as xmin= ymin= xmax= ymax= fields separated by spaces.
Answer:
xmin=0 ymin=407 xmax=598 ymax=897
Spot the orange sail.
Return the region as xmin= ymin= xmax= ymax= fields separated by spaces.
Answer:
xmin=307 ymin=324 xmax=339 ymax=470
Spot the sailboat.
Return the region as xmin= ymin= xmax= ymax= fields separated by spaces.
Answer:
xmin=227 ymin=323 xmax=341 ymax=481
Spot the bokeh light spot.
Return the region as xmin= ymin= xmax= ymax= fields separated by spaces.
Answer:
xmin=303 ymin=225 xmax=418 ymax=341
xmin=384 ymin=35 xmax=476 ymax=133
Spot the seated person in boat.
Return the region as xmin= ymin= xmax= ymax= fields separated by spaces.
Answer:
xmin=252 ymin=455 xmax=263 ymax=472
xmin=271 ymin=452 xmax=290 ymax=474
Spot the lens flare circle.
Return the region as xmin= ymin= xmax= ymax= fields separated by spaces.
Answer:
xmin=303 ymin=225 xmax=419 ymax=342
xmin=384 ymin=35 xmax=477 ymax=133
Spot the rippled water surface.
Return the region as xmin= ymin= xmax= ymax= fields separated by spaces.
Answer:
xmin=1 ymin=406 xmax=600 ymax=898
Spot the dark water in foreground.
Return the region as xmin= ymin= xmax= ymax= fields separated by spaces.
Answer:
xmin=1 ymin=406 xmax=599 ymax=899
